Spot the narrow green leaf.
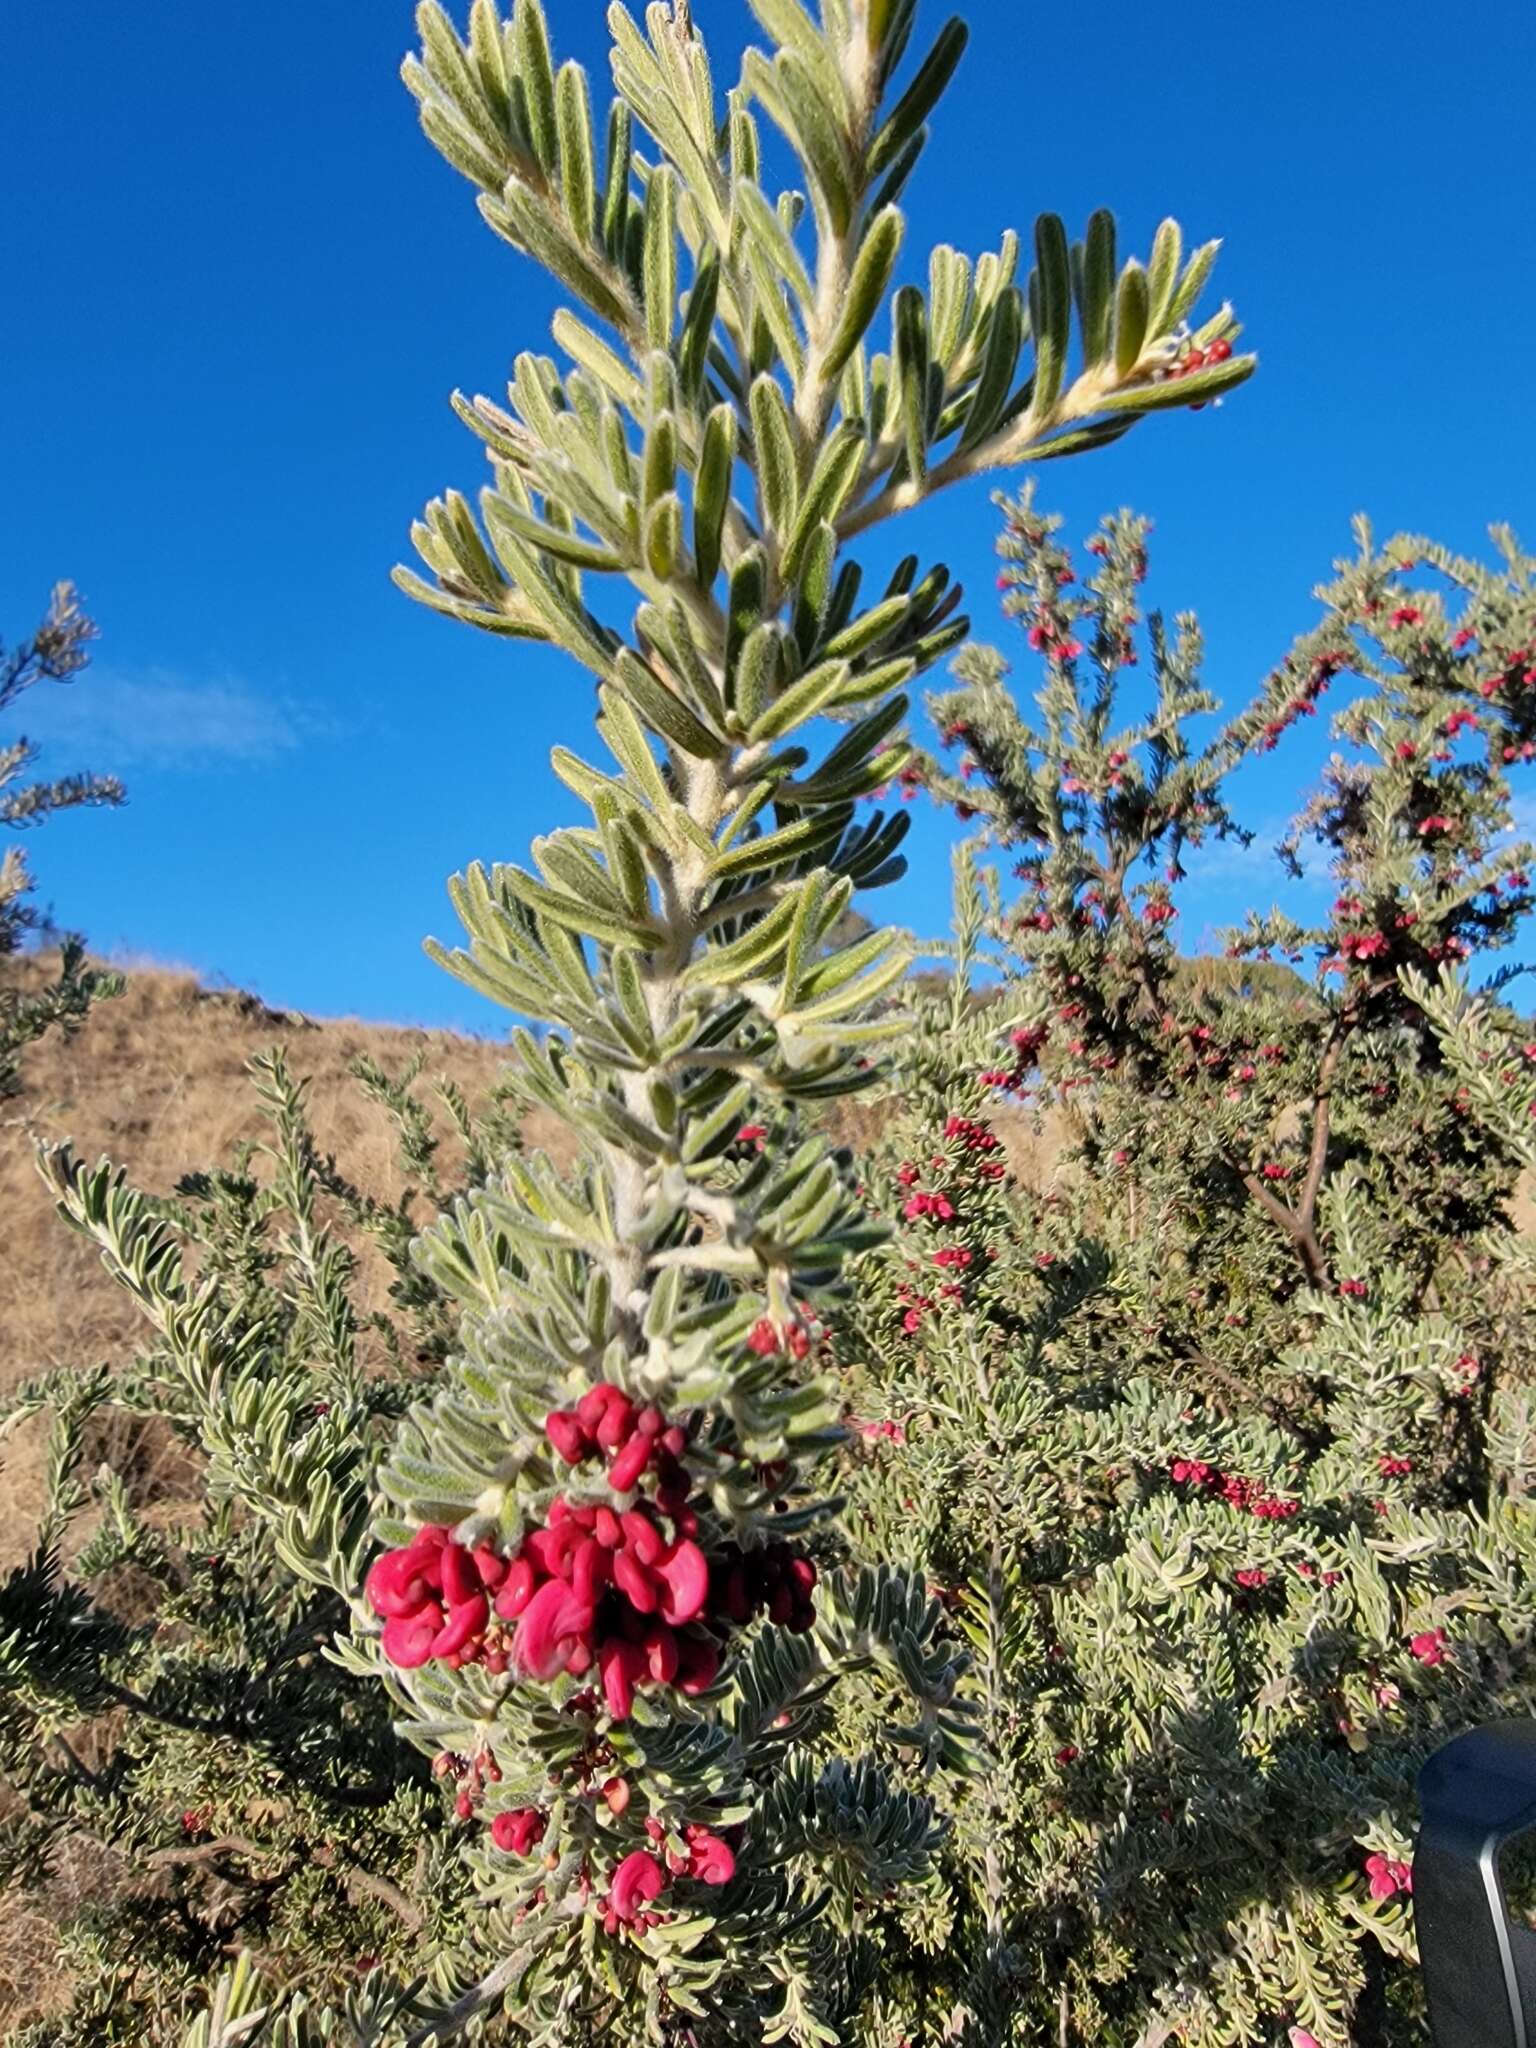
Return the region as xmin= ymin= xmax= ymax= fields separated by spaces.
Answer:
xmin=783 ymin=421 xmax=865 ymax=576
xmin=893 ymin=284 xmax=930 ymax=486
xmin=1080 ymin=207 xmax=1116 ymax=367
xmin=771 ymin=51 xmax=853 ymax=237
xmin=483 ymin=494 xmax=626 ymax=572
xmin=1113 ymin=260 xmax=1150 ymax=377
xmin=751 ymin=374 xmax=801 ymax=539
xmin=749 ymin=658 xmax=852 ymax=741
xmin=1166 ymin=238 xmax=1222 ymax=332
xmin=555 ymin=62 xmax=596 ymax=244
xmin=551 ymin=309 xmax=644 ymax=412
xmin=677 ymin=251 xmax=721 ymax=398
xmin=513 ymin=0 xmax=558 ymax=171
xmin=1094 ymin=350 xmax=1256 ymax=417
xmin=732 ymin=621 xmax=785 ymax=731
xmin=1146 ymin=216 xmax=1182 ymax=333
xmin=645 ymin=492 xmax=683 ymax=578
xmin=642 ymin=411 xmax=677 ymax=516
xmin=643 ymin=163 xmax=679 ymax=350
xmin=727 ymin=547 xmax=769 ymax=678
xmin=820 ymin=595 xmax=910 ymax=663
xmin=792 ymin=520 xmax=838 ymax=657
xmin=957 ymin=283 xmax=1023 ymax=453
xmin=467 ymin=0 xmax=511 ymax=132
xmin=710 ymin=811 xmax=847 ymax=880
xmin=693 ymin=403 xmax=736 ymax=590
xmin=867 ymin=16 xmax=967 ymax=176
xmin=1029 ymin=212 xmax=1071 ymax=417
xmin=822 ymin=206 xmax=903 ymax=384
xmin=601 ymin=99 xmax=633 ymax=260
xmin=616 ymin=647 xmax=722 ymax=758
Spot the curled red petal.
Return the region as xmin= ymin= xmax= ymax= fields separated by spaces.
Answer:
xmin=643 ymin=1623 xmax=679 ymax=1684
xmin=610 ymin=1849 xmax=666 ymax=1922
xmin=432 ymin=1591 xmax=488 ymax=1658
xmin=599 ymin=1636 xmax=645 ymax=1720
xmin=546 ymin=1411 xmax=589 ymax=1465
xmin=593 ymin=1507 xmax=623 ymax=1549
xmin=440 ymin=1543 xmax=479 ymax=1609
xmin=494 ymin=1557 xmax=538 ymax=1619
xmin=366 ymin=1549 xmax=431 ymax=1620
xmin=514 ymin=1579 xmax=595 ymax=1681
xmin=381 ymin=1604 xmax=444 ymax=1668
xmin=608 ymin=1432 xmax=653 ymax=1493
xmin=491 ymin=1807 xmax=545 ymax=1856
xmin=471 ymin=1543 xmax=508 ymax=1590
xmin=655 ymin=1538 xmax=709 ymax=1626
xmin=621 ymin=1509 xmax=664 ymax=1566
xmin=577 ymin=1382 xmax=624 ymax=1434
xmin=572 ymin=1537 xmax=613 ymax=1606
xmin=596 ymin=1394 xmax=637 ymax=1452
xmin=686 ymin=1829 xmax=736 ymax=1886
xmin=613 ymin=1548 xmax=659 ymax=1615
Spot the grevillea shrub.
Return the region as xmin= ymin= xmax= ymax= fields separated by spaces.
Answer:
xmin=834 ymin=499 xmax=1536 ymax=2045
xmin=12 ymin=5 xmax=1253 ymax=2042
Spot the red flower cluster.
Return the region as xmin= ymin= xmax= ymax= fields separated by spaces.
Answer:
xmin=895 ymin=1280 xmax=935 ymax=1334
xmin=1377 ymin=1453 xmax=1413 ymax=1478
xmin=366 ymin=1524 xmax=511 ymax=1671
xmin=544 ymin=1383 xmax=690 ymax=1496
xmin=1365 ymin=1851 xmax=1412 ymax=1900
xmin=980 ymin=1023 xmax=1050 ymax=1096
xmin=1169 ymin=1460 xmax=1300 ymax=1520
xmin=1161 ymin=334 xmax=1233 ymax=408
xmin=850 ymin=1416 xmax=907 ymax=1446
xmin=933 ymin=1245 xmax=973 ymax=1270
xmin=1338 ymin=1277 xmax=1369 ymax=1299
xmin=1234 ymin=1568 xmax=1269 ymax=1590
xmin=1409 ymin=1628 xmax=1448 ymax=1666
xmin=903 ymin=1190 xmax=956 ymax=1222
xmin=491 ymin=1806 xmax=546 ymax=1855
xmin=945 ymin=1114 xmax=1002 ymax=1154
xmin=600 ymin=1821 xmax=736 ymax=1933
xmin=746 ymin=1315 xmax=815 ymax=1359
xmin=1257 ymin=651 xmax=1341 ymax=750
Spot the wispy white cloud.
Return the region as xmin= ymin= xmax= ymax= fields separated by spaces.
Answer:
xmin=14 ymin=669 xmax=337 ymax=768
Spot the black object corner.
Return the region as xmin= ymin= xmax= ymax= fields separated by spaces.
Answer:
xmin=1416 ymin=1721 xmax=1536 ymax=2047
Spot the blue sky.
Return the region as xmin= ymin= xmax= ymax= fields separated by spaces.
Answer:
xmin=5 ymin=0 xmax=1533 ymax=1035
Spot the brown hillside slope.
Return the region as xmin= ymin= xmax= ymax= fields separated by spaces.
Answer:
xmin=1 ymin=955 xmax=516 ymax=1402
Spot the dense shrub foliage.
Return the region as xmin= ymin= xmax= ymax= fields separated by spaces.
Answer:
xmin=834 ymin=500 xmax=1536 ymax=2045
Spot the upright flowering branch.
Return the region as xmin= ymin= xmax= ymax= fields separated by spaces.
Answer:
xmin=338 ymin=3 xmax=1252 ymax=2040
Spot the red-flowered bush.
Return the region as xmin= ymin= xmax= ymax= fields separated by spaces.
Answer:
xmin=833 ymin=499 xmax=1536 ymax=2047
